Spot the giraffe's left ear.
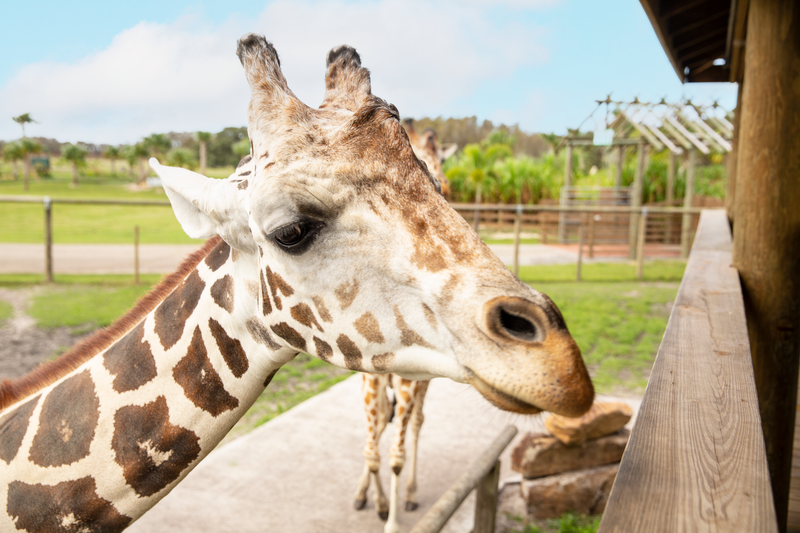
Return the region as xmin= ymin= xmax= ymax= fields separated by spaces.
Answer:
xmin=150 ymin=159 xmax=256 ymax=253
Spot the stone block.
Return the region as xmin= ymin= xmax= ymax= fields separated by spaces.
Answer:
xmin=511 ymin=429 xmax=629 ymax=478
xmin=545 ymin=401 xmax=632 ymax=446
xmin=520 ymin=463 xmax=618 ymax=519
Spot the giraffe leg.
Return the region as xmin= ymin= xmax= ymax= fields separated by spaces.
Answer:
xmin=384 ymin=375 xmax=418 ymax=533
xmin=404 ymin=380 xmax=429 ymax=512
xmin=355 ymin=374 xmax=391 ymax=517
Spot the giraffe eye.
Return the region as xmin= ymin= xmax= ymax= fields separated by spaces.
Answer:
xmin=269 ymin=220 xmax=324 ymax=254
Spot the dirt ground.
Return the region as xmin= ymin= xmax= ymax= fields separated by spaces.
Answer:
xmin=0 ymin=288 xmax=94 ymax=381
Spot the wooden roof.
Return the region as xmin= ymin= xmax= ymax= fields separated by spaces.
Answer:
xmin=639 ymin=0 xmax=748 ymax=83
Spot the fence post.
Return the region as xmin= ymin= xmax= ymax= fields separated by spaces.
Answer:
xmin=680 ymin=150 xmax=696 ymax=259
xmin=134 ymin=225 xmax=140 ymax=284
xmin=576 ymin=225 xmax=585 ymax=282
xmin=559 ymin=143 xmax=573 ymax=243
xmin=588 ymin=213 xmax=595 ymax=259
xmin=513 ymin=204 xmax=522 ymax=276
xmin=473 ymin=460 xmax=501 ymax=533
xmin=44 ymin=196 xmax=53 ymax=283
xmin=636 ymin=208 xmax=648 ymax=280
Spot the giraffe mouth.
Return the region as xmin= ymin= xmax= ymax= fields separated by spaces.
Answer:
xmin=465 ymin=369 xmax=542 ymax=415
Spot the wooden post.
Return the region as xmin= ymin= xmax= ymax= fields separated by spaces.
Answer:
xmin=559 ymin=143 xmax=573 ymax=243
xmin=726 ymin=81 xmax=744 ymax=225
xmin=134 ymin=225 xmax=140 ymax=285
xmin=614 ymin=145 xmax=624 ymax=189
xmin=576 ymin=225 xmax=584 ymax=282
xmin=636 ymin=208 xmax=648 ymax=280
xmin=629 ymin=141 xmax=645 ymax=259
xmin=44 ymin=196 xmax=53 ymax=283
xmin=680 ymin=150 xmax=696 ymax=259
xmin=473 ymin=185 xmax=482 ymax=233
xmin=588 ymin=213 xmax=595 ymax=259
xmin=666 ymin=150 xmax=676 ymax=243
xmin=732 ymin=1 xmax=800 ymax=529
xmin=473 ymin=460 xmax=501 ymax=533
xmin=513 ymin=204 xmax=522 ymax=277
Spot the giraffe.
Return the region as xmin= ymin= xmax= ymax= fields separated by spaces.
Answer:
xmin=403 ymin=118 xmax=455 ymax=199
xmin=0 ymin=34 xmax=593 ymax=532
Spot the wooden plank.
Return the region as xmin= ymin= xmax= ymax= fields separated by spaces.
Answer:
xmin=599 ymin=210 xmax=777 ymax=533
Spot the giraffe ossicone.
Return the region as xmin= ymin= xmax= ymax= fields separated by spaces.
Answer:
xmin=0 ymin=34 xmax=593 ymax=531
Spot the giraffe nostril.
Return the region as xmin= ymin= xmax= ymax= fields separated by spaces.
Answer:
xmin=499 ymin=309 xmax=538 ymax=342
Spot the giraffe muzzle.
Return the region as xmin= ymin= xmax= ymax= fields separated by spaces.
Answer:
xmin=483 ymin=296 xmax=549 ymax=346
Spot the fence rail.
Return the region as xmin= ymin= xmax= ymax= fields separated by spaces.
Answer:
xmin=409 ymin=425 xmax=517 ymax=533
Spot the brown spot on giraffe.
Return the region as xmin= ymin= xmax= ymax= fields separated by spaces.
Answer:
xmin=313 ymin=337 xmax=333 ymax=362
xmin=312 ymin=295 xmax=332 ymax=323
xmin=271 ymin=322 xmax=307 ymax=352
xmin=266 ymin=266 xmax=295 ymax=312
xmin=259 ymin=270 xmax=273 ymax=315
xmin=290 ymin=303 xmax=324 ymax=332
xmin=0 ymin=395 xmax=39 ymax=464
xmin=210 ymin=274 xmax=235 ymax=313
xmin=437 ymin=272 xmax=461 ymax=306
xmin=354 ymin=312 xmax=385 ymax=343
xmin=422 ymin=303 xmax=438 ymax=331
xmin=371 ymin=353 xmax=395 ymax=372
xmin=208 ymin=318 xmax=249 ymax=378
xmin=336 ymin=334 xmax=363 ymax=370
xmin=154 ymin=269 xmax=206 ymax=350
xmin=263 ymin=368 xmax=279 ymax=388
xmin=394 ymin=307 xmax=434 ymax=349
xmin=334 ymin=280 xmax=359 ymax=310
xmin=103 ymin=321 xmax=157 ymax=393
xmin=172 ymin=327 xmax=239 ymax=417
xmin=237 ymin=154 xmax=252 ymax=168
xmin=204 ymin=240 xmax=231 ymax=272
xmin=112 ymin=396 xmax=201 ymax=498
xmin=246 ymin=318 xmax=281 ymax=350
xmin=237 ymin=179 xmax=249 ymax=190
xmin=7 ymin=477 xmax=132 ymax=532
xmin=29 ymin=370 xmax=99 ymax=467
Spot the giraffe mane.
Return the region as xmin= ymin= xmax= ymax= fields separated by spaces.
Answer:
xmin=0 ymin=236 xmax=222 ymax=411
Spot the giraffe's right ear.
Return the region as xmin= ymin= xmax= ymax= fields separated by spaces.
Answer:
xmin=150 ymin=159 xmax=257 ymax=253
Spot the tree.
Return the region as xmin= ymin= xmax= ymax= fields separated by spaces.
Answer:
xmin=19 ymin=138 xmax=42 ymax=191
xmin=104 ymin=145 xmax=121 ymax=176
xmin=2 ymin=142 xmax=23 ymax=181
xmin=129 ymin=143 xmax=151 ymax=185
xmin=12 ymin=113 xmax=36 ymax=137
xmin=196 ymin=131 xmax=212 ymax=174
xmin=61 ymin=144 xmax=88 ymax=187
xmin=232 ymin=137 xmax=250 ymax=160
xmin=166 ymin=148 xmax=197 ymax=170
xmin=143 ymin=133 xmax=171 ymax=161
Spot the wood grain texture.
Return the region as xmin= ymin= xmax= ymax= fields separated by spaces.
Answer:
xmin=788 ymin=390 xmax=800 ymax=530
xmin=598 ymin=210 xmax=777 ymax=533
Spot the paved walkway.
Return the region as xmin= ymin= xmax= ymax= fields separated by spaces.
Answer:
xmin=0 ymin=241 xmax=681 ymax=275
xmin=127 ymin=375 xmax=640 ymax=533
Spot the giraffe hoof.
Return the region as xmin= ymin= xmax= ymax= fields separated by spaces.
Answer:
xmin=405 ymin=501 xmax=419 ymax=512
xmin=353 ymin=498 xmax=367 ymax=510
xmin=378 ymin=511 xmax=389 ymax=521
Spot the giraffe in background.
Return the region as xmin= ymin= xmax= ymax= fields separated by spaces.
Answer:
xmin=0 ymin=34 xmax=593 ymax=532
xmin=403 ymin=118 xmax=457 ymax=199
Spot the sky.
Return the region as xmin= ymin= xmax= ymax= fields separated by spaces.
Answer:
xmin=0 ymin=0 xmax=739 ymax=145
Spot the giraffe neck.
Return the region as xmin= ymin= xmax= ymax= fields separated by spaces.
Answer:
xmin=0 ymin=239 xmax=295 ymax=529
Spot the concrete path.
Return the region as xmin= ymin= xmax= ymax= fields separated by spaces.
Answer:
xmin=0 ymin=242 xmax=621 ymax=275
xmin=127 ymin=375 xmax=640 ymax=533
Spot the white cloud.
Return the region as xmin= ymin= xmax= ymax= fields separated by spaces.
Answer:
xmin=0 ymin=0 xmax=550 ymax=144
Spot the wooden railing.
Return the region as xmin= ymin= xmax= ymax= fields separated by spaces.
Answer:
xmin=598 ymin=210 xmax=778 ymax=532
xmin=409 ymin=425 xmax=517 ymax=533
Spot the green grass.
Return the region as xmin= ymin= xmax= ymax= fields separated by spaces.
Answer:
xmin=0 ymin=299 xmax=12 ymax=326
xmin=514 ymin=512 xmax=600 ymax=533
xmin=518 ymin=260 xmax=686 ymax=283
xmin=0 ymin=273 xmax=163 ymax=288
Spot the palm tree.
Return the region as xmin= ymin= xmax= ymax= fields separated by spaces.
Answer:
xmin=104 ymin=145 xmax=121 ymax=176
xmin=19 ymin=138 xmax=42 ymax=191
xmin=12 ymin=113 xmax=36 ymax=137
xmin=144 ymin=134 xmax=171 ymax=161
xmin=166 ymin=148 xmax=197 ymax=170
xmin=2 ymin=142 xmax=23 ymax=181
xmin=131 ymin=143 xmax=150 ymax=185
xmin=197 ymin=131 xmax=212 ymax=174
xmin=62 ymin=144 xmax=88 ymax=187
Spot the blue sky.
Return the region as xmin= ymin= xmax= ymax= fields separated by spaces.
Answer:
xmin=0 ymin=0 xmax=738 ymax=144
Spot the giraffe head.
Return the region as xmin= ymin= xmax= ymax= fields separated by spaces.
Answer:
xmin=403 ymin=119 xmax=453 ymax=199
xmin=151 ymin=34 xmax=593 ymax=417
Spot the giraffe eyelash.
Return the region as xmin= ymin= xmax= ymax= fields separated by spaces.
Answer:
xmin=267 ymin=219 xmax=325 ymax=255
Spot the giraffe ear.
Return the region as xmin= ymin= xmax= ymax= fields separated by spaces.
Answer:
xmin=319 ymin=45 xmax=372 ymax=112
xmin=149 ymin=159 xmax=256 ymax=253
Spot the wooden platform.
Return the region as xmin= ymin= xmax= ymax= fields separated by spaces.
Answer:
xmin=598 ymin=210 xmax=777 ymax=532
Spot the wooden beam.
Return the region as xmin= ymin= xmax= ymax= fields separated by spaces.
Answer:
xmin=725 ymin=82 xmax=743 ymax=223
xmin=680 ymin=150 xmax=696 ymax=259
xmin=639 ymin=0 xmax=685 ymax=81
xmin=666 ymin=115 xmax=711 ymax=154
xmin=728 ymin=0 xmax=750 ymax=82
xmin=732 ymin=1 xmax=800 ymax=529
xmin=598 ymin=210 xmax=777 ymax=533
xmin=629 ymin=142 xmax=646 ymax=259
